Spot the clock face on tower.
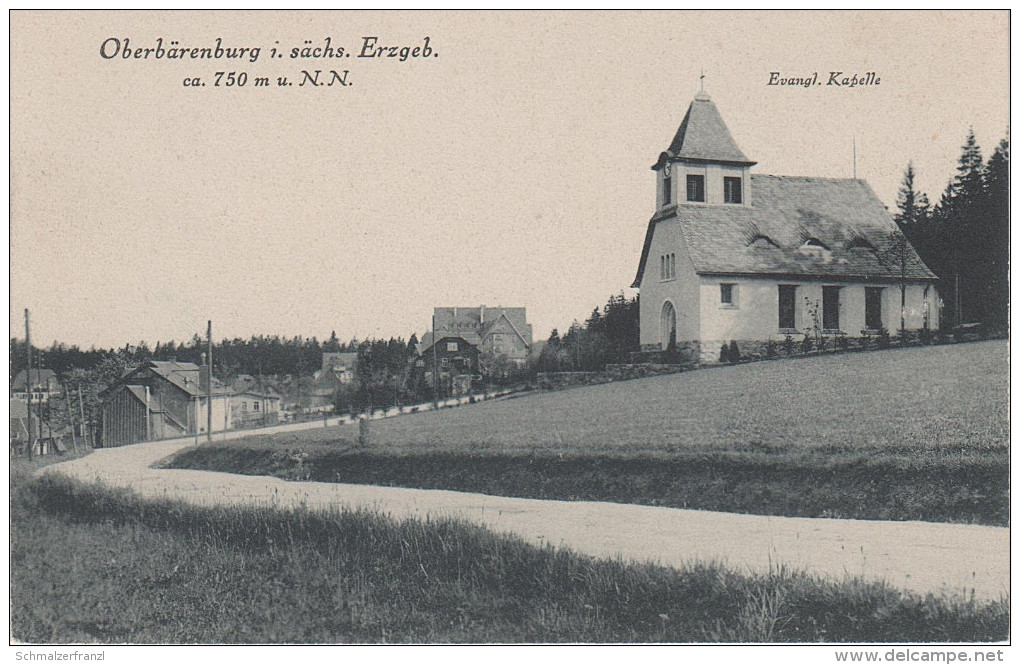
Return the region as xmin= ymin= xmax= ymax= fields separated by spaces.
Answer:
xmin=663 ymin=161 xmax=672 ymax=177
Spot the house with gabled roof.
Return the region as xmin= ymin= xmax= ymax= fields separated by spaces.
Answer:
xmin=229 ymin=374 xmax=282 ymax=427
xmin=414 ymin=306 xmax=533 ymax=393
xmin=417 ymin=306 xmax=533 ymax=366
xmin=11 ymin=368 xmax=61 ymax=404
xmin=633 ymin=92 xmax=939 ymax=362
xmin=99 ymin=360 xmax=233 ymax=447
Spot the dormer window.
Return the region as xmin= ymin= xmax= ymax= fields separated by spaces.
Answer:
xmin=846 ymin=236 xmax=875 ymax=251
xmin=803 ymin=238 xmax=829 ymax=250
xmin=748 ymin=234 xmax=779 ymax=248
xmin=724 ymin=177 xmax=743 ymax=204
xmin=686 ymin=175 xmax=705 ymax=202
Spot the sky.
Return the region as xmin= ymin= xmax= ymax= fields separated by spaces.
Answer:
xmin=9 ymin=10 xmax=1010 ymax=350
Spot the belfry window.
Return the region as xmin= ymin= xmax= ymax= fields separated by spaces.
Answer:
xmin=724 ymin=177 xmax=743 ymax=204
xmin=686 ymin=175 xmax=705 ymax=202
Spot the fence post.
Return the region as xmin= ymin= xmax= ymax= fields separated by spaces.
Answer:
xmin=358 ymin=416 xmax=371 ymax=447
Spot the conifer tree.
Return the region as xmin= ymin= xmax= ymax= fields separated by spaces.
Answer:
xmin=976 ymin=134 xmax=1010 ymax=328
xmin=932 ymin=129 xmax=986 ymax=326
xmin=894 ymin=162 xmax=931 ymax=228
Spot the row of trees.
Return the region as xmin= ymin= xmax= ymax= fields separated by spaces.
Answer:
xmin=11 ymin=331 xmax=364 ymax=381
xmin=894 ymin=130 xmax=1009 ymax=330
xmin=535 ymin=293 xmax=640 ymax=372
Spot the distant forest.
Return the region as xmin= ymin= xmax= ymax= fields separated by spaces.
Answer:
xmin=10 ymin=331 xmax=390 ymax=381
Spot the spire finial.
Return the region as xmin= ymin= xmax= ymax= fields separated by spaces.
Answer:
xmin=700 ymin=69 xmax=706 ymax=93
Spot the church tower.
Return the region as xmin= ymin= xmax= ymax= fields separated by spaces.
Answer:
xmin=651 ymin=92 xmax=756 ymax=210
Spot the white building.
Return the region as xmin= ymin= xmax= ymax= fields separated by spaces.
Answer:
xmin=633 ymin=92 xmax=939 ymax=362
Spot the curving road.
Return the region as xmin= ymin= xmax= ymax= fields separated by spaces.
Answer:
xmin=41 ymin=428 xmax=1009 ymax=603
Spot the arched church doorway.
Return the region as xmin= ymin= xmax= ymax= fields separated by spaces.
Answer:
xmin=660 ymin=300 xmax=677 ymax=351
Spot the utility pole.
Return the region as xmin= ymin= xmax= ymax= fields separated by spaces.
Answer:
xmin=66 ymin=388 xmax=78 ymax=453
xmin=900 ymin=242 xmax=907 ymax=337
xmin=24 ymin=309 xmax=33 ymax=460
xmin=207 ymin=320 xmax=213 ymax=442
xmin=432 ymin=312 xmax=439 ymax=409
xmin=954 ymin=246 xmax=962 ymax=328
xmin=77 ymin=384 xmax=89 ymax=449
xmin=852 ymin=136 xmax=857 ymax=180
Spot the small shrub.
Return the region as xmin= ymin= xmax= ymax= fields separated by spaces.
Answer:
xmin=837 ymin=335 xmax=849 ymax=352
xmin=877 ymin=328 xmax=891 ymax=349
xmin=663 ymin=342 xmax=680 ymax=365
xmin=764 ymin=339 xmax=778 ymax=359
xmin=781 ymin=335 xmax=795 ymax=356
xmin=728 ymin=341 xmax=741 ymax=364
xmin=719 ymin=342 xmax=731 ymax=364
xmin=800 ymin=336 xmax=813 ymax=354
xmin=857 ymin=335 xmax=871 ymax=352
xmin=817 ymin=336 xmax=828 ymax=352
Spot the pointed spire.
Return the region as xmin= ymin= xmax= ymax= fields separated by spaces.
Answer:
xmin=662 ymin=95 xmax=755 ymax=165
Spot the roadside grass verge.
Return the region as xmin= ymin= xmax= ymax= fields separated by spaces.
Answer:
xmin=162 ymin=443 xmax=1007 ymax=526
xmin=12 ymin=466 xmax=1008 ymax=643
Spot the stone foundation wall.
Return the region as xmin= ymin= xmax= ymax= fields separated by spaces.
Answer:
xmin=544 ymin=328 xmax=983 ymax=392
xmin=631 ymin=341 xmax=701 ymax=366
xmin=537 ymin=363 xmax=692 ymax=391
xmin=702 ymin=339 xmax=773 ymax=363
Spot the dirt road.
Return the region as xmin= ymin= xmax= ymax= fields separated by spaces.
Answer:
xmin=42 ymin=434 xmax=1009 ymax=602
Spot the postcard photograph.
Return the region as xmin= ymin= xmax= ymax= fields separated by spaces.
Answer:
xmin=7 ymin=9 xmax=1011 ymax=654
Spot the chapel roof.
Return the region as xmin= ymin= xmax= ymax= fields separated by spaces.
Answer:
xmin=632 ymin=174 xmax=938 ymax=286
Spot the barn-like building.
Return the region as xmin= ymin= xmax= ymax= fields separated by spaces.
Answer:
xmin=100 ymin=360 xmax=232 ymax=447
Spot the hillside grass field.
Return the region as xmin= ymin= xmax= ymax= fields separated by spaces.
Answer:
xmin=11 ymin=462 xmax=1008 ymax=643
xmin=165 ymin=341 xmax=1009 ymax=525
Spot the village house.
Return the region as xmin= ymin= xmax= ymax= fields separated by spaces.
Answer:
xmin=10 ymin=397 xmax=72 ymax=456
xmin=10 ymin=398 xmax=45 ymax=455
xmin=229 ymin=375 xmax=282 ymax=427
xmin=415 ymin=306 xmax=533 ymax=394
xmin=11 ymin=368 xmax=61 ymax=404
xmin=632 ymin=92 xmax=939 ymax=362
xmin=99 ymin=360 xmax=232 ymax=447
xmin=321 ymin=352 xmax=358 ymax=384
